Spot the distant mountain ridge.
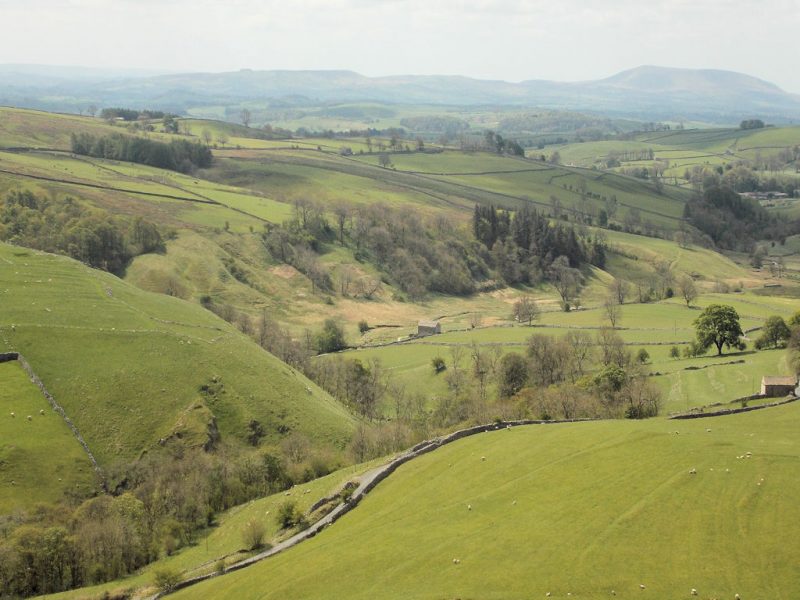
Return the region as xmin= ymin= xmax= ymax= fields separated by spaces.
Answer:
xmin=1 ymin=64 xmax=799 ymax=123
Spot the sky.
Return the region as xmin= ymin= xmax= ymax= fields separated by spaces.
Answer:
xmin=1 ymin=0 xmax=799 ymax=92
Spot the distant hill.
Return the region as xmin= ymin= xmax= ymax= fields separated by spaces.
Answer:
xmin=2 ymin=64 xmax=800 ymax=123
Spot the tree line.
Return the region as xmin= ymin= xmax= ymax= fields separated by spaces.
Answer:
xmin=70 ymin=132 xmax=212 ymax=174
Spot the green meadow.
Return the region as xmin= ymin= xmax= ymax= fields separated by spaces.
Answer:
xmin=0 ymin=360 xmax=98 ymax=512
xmin=175 ymin=403 xmax=800 ymax=600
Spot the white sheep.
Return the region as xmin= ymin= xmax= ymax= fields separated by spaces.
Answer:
xmin=467 ymin=504 xmax=472 ymax=511
xmin=452 ymin=558 xmax=460 ymax=564
xmin=689 ymin=468 xmax=697 ymax=475
xmin=39 ymin=409 xmax=45 ymax=416
xmin=735 ymin=594 xmax=740 ymax=599
xmin=481 ymin=456 xmax=486 ymax=461
xmin=9 ymin=412 xmax=14 ymax=418
xmin=26 ymin=415 xmax=32 ymax=421
xmin=640 ymin=584 xmax=646 ymax=590
xmin=691 ymin=589 xmax=698 ymax=596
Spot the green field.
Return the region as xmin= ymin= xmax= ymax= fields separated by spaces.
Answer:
xmin=174 ymin=403 xmax=800 ymax=600
xmin=0 ymin=360 xmax=98 ymax=512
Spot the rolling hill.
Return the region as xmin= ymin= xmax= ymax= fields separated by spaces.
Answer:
xmin=3 ymin=65 xmax=800 ymax=123
xmin=0 ymin=241 xmax=356 ymax=508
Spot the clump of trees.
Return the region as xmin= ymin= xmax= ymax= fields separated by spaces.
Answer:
xmin=99 ymin=107 xmax=169 ymax=121
xmin=0 ymin=191 xmax=164 ymax=275
xmin=0 ymin=446 xmax=307 ymax=597
xmin=684 ymin=186 xmax=799 ymax=251
xmin=71 ymin=132 xmax=212 ymax=173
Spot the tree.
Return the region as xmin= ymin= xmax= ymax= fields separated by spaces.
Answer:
xmin=201 ymin=129 xmax=213 ymax=145
xmin=378 ymin=153 xmax=392 ymax=168
xmin=755 ymin=315 xmax=791 ymax=349
xmin=603 ymin=295 xmax=622 ymax=328
xmin=240 ymin=108 xmax=252 ymax=128
xmin=498 ymin=352 xmax=528 ymax=397
xmin=513 ymin=296 xmax=539 ymax=325
xmin=549 ymin=255 xmax=579 ymax=311
xmin=315 ymin=319 xmax=347 ymax=354
xmin=678 ymin=275 xmax=698 ymax=307
xmin=216 ymin=132 xmax=229 ymax=147
xmin=87 ymin=104 xmax=98 ymax=117
xmin=609 ymin=278 xmax=630 ymax=305
xmin=694 ymin=304 xmax=743 ymax=355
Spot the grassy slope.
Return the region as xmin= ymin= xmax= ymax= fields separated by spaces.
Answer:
xmin=0 ymin=243 xmax=355 ymax=469
xmin=175 ymin=404 xmax=800 ymax=600
xmin=0 ymin=361 xmax=98 ymax=512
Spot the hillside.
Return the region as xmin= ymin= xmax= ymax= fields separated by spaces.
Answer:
xmin=0 ymin=242 xmax=355 ymax=478
xmin=174 ymin=404 xmax=800 ymax=599
xmin=3 ymin=65 xmax=800 ymax=123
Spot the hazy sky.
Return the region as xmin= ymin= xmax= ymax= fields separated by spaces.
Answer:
xmin=2 ymin=0 xmax=799 ymax=92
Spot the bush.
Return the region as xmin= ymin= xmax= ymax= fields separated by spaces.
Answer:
xmin=242 ymin=518 xmax=267 ymax=550
xmin=637 ymin=348 xmax=650 ymax=364
xmin=669 ymin=346 xmax=680 ymax=359
xmin=276 ymin=500 xmax=303 ymax=529
xmin=431 ymin=356 xmax=446 ymax=373
xmin=153 ymin=568 xmax=181 ymax=593
xmin=683 ymin=340 xmax=708 ymax=358
xmin=358 ymin=320 xmax=370 ymax=334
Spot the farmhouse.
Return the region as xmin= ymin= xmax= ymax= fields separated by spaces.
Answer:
xmin=760 ymin=375 xmax=798 ymax=398
xmin=417 ymin=320 xmax=441 ymax=337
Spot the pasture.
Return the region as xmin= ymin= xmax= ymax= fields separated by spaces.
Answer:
xmin=173 ymin=403 xmax=800 ymax=600
xmin=0 ymin=360 xmax=98 ymax=512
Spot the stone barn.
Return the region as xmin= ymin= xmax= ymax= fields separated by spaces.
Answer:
xmin=760 ymin=375 xmax=798 ymax=398
xmin=417 ymin=320 xmax=441 ymax=337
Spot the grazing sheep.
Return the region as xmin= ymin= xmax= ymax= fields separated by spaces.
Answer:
xmin=691 ymin=589 xmax=698 ymax=596
xmin=512 ymin=500 xmax=517 ymax=505
xmin=452 ymin=558 xmax=460 ymax=564
xmin=39 ymin=409 xmax=45 ymax=416
xmin=481 ymin=456 xmax=486 ymax=461
xmin=467 ymin=504 xmax=472 ymax=511
xmin=735 ymin=594 xmax=740 ymax=599
xmin=546 ymin=593 xmax=551 ymax=598
xmin=640 ymin=584 xmax=646 ymax=590
xmin=9 ymin=412 xmax=14 ymax=418
xmin=26 ymin=415 xmax=32 ymax=421
xmin=689 ymin=468 xmax=697 ymax=475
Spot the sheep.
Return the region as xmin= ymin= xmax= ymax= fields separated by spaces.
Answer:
xmin=452 ymin=558 xmax=460 ymax=564
xmin=9 ymin=412 xmax=14 ymax=418
xmin=691 ymin=589 xmax=698 ymax=596
xmin=689 ymin=468 xmax=697 ymax=475
xmin=512 ymin=500 xmax=517 ymax=505
xmin=546 ymin=593 xmax=551 ymax=598
xmin=481 ymin=456 xmax=486 ymax=461
xmin=640 ymin=584 xmax=646 ymax=590
xmin=26 ymin=415 xmax=32 ymax=421
xmin=467 ymin=504 xmax=472 ymax=511
xmin=39 ymin=409 xmax=45 ymax=416
xmin=735 ymin=594 xmax=740 ymax=599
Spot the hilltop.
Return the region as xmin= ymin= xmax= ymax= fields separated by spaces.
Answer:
xmin=2 ymin=65 xmax=800 ymax=123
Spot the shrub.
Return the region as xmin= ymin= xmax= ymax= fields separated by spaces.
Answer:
xmin=431 ymin=356 xmax=446 ymax=373
xmin=153 ymin=568 xmax=181 ymax=593
xmin=242 ymin=518 xmax=267 ymax=550
xmin=669 ymin=346 xmax=680 ymax=359
xmin=358 ymin=320 xmax=370 ymax=334
xmin=637 ymin=348 xmax=650 ymax=364
xmin=683 ymin=341 xmax=708 ymax=358
xmin=276 ymin=501 xmax=303 ymax=529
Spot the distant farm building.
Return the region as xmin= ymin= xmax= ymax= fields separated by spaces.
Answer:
xmin=417 ymin=320 xmax=441 ymax=337
xmin=760 ymin=376 xmax=798 ymax=397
